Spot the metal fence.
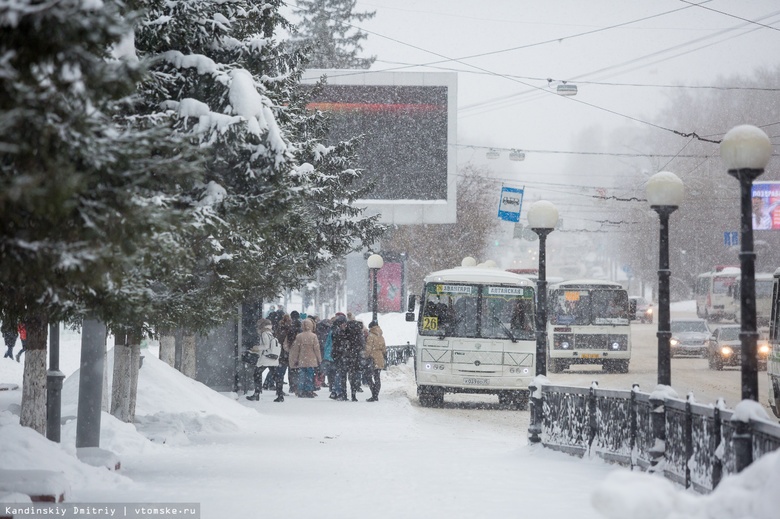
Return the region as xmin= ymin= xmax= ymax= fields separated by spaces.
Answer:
xmin=533 ymin=382 xmax=780 ymax=493
xmin=386 ymin=343 xmax=415 ymax=367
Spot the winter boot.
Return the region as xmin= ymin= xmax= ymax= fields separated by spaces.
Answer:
xmin=3 ymin=347 xmax=12 ymax=359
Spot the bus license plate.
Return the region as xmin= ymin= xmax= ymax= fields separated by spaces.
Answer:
xmin=581 ymin=353 xmax=600 ymax=359
xmin=463 ymin=378 xmax=489 ymax=385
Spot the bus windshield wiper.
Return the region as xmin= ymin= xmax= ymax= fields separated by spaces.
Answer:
xmin=493 ymin=316 xmax=517 ymax=343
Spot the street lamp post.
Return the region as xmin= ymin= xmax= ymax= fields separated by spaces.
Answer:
xmin=527 ymin=200 xmax=559 ymax=377
xmin=720 ymin=124 xmax=773 ymax=402
xmin=367 ymin=253 xmax=384 ymax=324
xmin=527 ymin=200 xmax=558 ymax=444
xmin=646 ymin=172 xmax=684 ymax=387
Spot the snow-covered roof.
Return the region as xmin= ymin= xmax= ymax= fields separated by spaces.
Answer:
xmin=423 ymin=266 xmax=534 ymax=286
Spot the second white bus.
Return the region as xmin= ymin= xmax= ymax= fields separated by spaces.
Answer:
xmin=546 ymin=279 xmax=632 ymax=373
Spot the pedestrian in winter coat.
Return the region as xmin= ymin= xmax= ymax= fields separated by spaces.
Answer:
xmin=2 ymin=321 xmax=18 ymax=360
xmin=330 ymin=315 xmax=350 ymax=400
xmin=246 ymin=319 xmax=284 ymax=402
xmin=16 ymin=323 xmax=26 ymax=362
xmin=289 ymin=318 xmax=322 ymax=398
xmin=286 ymin=311 xmax=303 ymax=393
xmin=315 ymin=318 xmax=332 ymax=390
xmin=344 ymin=320 xmax=366 ymax=401
xmin=266 ymin=313 xmax=293 ymax=392
xmin=364 ymin=321 xmax=387 ymax=402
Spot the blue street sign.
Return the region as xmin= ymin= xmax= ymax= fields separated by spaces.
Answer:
xmin=724 ymin=231 xmax=738 ymax=246
xmin=497 ymin=186 xmax=524 ymax=222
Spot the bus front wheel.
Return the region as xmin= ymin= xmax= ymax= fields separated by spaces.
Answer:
xmin=418 ymin=387 xmax=444 ymax=408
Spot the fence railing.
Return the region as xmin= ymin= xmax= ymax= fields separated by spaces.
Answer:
xmin=532 ymin=382 xmax=780 ymax=493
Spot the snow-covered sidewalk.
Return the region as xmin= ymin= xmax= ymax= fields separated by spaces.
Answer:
xmin=0 ymin=311 xmax=778 ymax=518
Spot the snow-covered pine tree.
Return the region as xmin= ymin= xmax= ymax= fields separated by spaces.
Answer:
xmin=290 ymin=0 xmax=376 ymax=69
xmin=132 ymin=0 xmax=383 ymax=336
xmin=0 ymin=0 xmax=201 ymax=433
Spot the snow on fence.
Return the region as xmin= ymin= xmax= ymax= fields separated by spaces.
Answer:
xmin=532 ymin=382 xmax=780 ymax=494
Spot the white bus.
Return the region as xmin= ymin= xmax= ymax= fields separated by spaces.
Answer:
xmin=732 ymin=272 xmax=774 ymax=326
xmin=406 ymin=265 xmax=537 ymax=409
xmin=546 ymin=279 xmax=631 ymax=373
xmin=767 ymin=268 xmax=780 ymax=418
xmin=694 ymin=266 xmax=740 ymax=322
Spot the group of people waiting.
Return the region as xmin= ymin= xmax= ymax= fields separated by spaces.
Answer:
xmin=243 ymin=307 xmax=387 ymax=404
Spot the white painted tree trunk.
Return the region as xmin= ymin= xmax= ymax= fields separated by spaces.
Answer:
xmin=110 ymin=335 xmax=131 ymax=422
xmin=127 ymin=339 xmax=141 ymax=422
xmin=159 ymin=333 xmax=175 ymax=367
xmin=102 ymin=348 xmax=110 ymax=412
xmin=181 ymin=332 xmax=197 ymax=378
xmin=20 ymin=348 xmax=47 ymax=434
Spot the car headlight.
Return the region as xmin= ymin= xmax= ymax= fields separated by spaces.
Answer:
xmin=670 ymin=338 xmax=679 ymax=347
xmin=758 ymin=344 xmax=770 ymax=355
xmin=721 ymin=346 xmax=734 ymax=356
xmin=646 ymin=308 xmax=653 ymax=315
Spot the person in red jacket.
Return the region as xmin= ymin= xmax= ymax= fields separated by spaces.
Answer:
xmin=16 ymin=323 xmax=26 ymax=362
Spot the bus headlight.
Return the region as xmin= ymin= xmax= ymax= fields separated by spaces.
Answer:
xmin=608 ymin=335 xmax=629 ymax=351
xmin=758 ymin=343 xmax=770 ymax=355
xmin=670 ymin=338 xmax=680 ymax=347
xmin=554 ymin=334 xmax=573 ymax=350
xmin=611 ymin=342 xmax=620 ymax=350
xmin=721 ymin=346 xmax=734 ymax=356
xmin=425 ymin=363 xmax=432 ymax=370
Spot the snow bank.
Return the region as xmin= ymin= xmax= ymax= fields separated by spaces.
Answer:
xmin=592 ymin=449 xmax=780 ymax=519
xmin=60 ymin=347 xmax=258 ymax=446
xmin=0 ymin=412 xmax=128 ymax=496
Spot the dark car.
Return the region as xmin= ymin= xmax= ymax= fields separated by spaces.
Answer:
xmin=629 ymin=296 xmax=654 ymax=324
xmin=670 ymin=319 xmax=712 ymax=358
xmin=707 ymin=325 xmax=771 ymax=370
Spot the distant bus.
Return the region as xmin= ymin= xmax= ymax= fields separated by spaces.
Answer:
xmin=694 ymin=266 xmax=740 ymax=322
xmin=546 ymin=279 xmax=631 ymax=373
xmin=732 ymin=272 xmax=774 ymax=326
xmin=406 ymin=265 xmax=537 ymax=409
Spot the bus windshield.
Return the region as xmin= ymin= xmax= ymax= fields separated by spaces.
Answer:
xmin=549 ymin=288 xmax=629 ymax=326
xmin=419 ymin=283 xmax=535 ymax=340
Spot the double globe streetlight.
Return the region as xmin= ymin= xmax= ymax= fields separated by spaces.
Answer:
xmin=646 ymin=172 xmax=685 ymax=387
xmin=720 ymin=124 xmax=773 ymax=402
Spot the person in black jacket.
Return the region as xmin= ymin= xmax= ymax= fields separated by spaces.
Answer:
xmin=329 ymin=315 xmax=349 ymax=400
xmin=344 ymin=320 xmax=366 ymax=402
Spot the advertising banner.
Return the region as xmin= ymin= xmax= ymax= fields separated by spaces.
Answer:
xmin=751 ymin=181 xmax=780 ymax=231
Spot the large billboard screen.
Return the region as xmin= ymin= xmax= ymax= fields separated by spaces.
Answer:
xmin=301 ymin=70 xmax=457 ymax=224
xmin=752 ymin=181 xmax=780 ymax=231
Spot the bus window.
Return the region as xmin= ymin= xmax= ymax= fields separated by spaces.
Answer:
xmin=592 ymin=290 xmax=629 ymax=324
xmin=550 ymin=290 xmax=591 ymax=325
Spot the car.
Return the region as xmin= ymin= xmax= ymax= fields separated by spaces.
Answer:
xmin=629 ymin=296 xmax=654 ymax=323
xmin=706 ymin=325 xmax=771 ymax=370
xmin=670 ymin=319 xmax=712 ymax=358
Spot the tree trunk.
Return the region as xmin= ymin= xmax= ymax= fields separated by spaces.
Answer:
xmin=159 ymin=333 xmax=175 ymax=367
xmin=127 ymin=330 xmax=141 ymax=422
xmin=181 ymin=332 xmax=197 ymax=378
xmin=110 ymin=333 xmax=131 ymax=422
xmin=19 ymin=313 xmax=48 ymax=434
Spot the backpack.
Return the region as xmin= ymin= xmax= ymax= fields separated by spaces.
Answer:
xmin=262 ymin=331 xmax=281 ymax=360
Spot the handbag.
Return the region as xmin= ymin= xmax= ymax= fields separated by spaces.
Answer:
xmin=242 ymin=350 xmax=260 ymax=365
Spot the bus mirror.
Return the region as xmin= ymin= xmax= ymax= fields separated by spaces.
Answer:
xmin=629 ymin=299 xmax=637 ymax=320
xmin=406 ymin=294 xmax=417 ymax=322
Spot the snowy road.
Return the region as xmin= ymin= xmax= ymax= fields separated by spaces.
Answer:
xmin=550 ymin=304 xmax=773 ymax=414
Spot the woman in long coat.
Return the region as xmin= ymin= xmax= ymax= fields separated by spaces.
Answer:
xmin=289 ymin=318 xmax=322 ymax=398
xmin=344 ymin=320 xmax=366 ymax=401
xmin=363 ymin=321 xmax=386 ymax=402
